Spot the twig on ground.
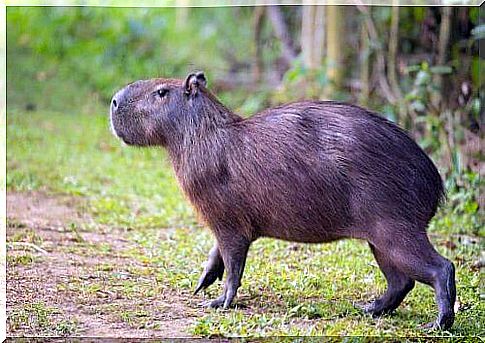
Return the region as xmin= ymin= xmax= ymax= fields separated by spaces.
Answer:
xmin=7 ymin=242 xmax=48 ymax=255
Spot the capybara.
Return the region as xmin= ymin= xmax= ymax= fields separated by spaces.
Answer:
xmin=110 ymin=71 xmax=456 ymax=330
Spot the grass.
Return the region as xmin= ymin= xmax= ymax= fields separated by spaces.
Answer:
xmin=7 ymin=108 xmax=194 ymax=230
xmin=7 ymin=225 xmax=44 ymax=245
xmin=7 ymin=108 xmax=484 ymax=338
xmin=7 ymin=302 xmax=78 ymax=336
xmin=7 ymin=253 xmax=37 ymax=267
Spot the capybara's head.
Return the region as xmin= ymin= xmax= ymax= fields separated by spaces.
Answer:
xmin=110 ymin=71 xmax=208 ymax=146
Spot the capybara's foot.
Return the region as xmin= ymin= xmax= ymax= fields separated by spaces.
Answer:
xmin=420 ymin=312 xmax=454 ymax=331
xmin=354 ymin=301 xmax=371 ymax=313
xmin=199 ymin=294 xmax=227 ymax=309
xmin=355 ymin=300 xmax=393 ymax=317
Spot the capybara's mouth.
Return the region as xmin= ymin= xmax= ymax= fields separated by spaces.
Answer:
xmin=121 ymin=137 xmax=133 ymax=145
xmin=110 ymin=121 xmax=130 ymax=145
xmin=115 ymin=130 xmax=132 ymax=145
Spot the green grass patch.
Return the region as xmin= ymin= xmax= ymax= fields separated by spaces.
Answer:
xmin=8 ymin=302 xmax=78 ymax=336
xmin=7 ymin=225 xmax=44 ymax=245
xmin=7 ymin=109 xmax=195 ymax=230
xmin=7 ymin=254 xmax=37 ymax=267
xmin=128 ymin=227 xmax=483 ymax=337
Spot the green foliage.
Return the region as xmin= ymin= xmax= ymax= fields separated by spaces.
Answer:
xmin=7 ymin=7 xmax=255 ymax=111
xmin=7 ymin=253 xmax=36 ymax=266
xmin=273 ymin=58 xmax=330 ymax=104
xmin=403 ymin=61 xmax=481 ymax=180
xmin=431 ymin=172 xmax=484 ymax=237
xmin=404 ymin=62 xmax=451 ymax=115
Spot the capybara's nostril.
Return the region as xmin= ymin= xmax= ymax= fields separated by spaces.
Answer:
xmin=112 ymin=88 xmax=127 ymax=111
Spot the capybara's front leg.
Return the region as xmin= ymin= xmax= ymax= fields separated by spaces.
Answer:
xmin=204 ymin=234 xmax=250 ymax=309
xmin=194 ymin=243 xmax=225 ymax=295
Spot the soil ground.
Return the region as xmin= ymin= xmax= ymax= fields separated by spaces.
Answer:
xmin=6 ymin=191 xmax=202 ymax=338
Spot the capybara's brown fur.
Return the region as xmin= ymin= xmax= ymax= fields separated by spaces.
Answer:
xmin=110 ymin=71 xmax=456 ymax=329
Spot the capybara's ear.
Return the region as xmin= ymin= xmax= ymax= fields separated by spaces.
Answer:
xmin=184 ymin=71 xmax=207 ymax=96
xmin=195 ymin=71 xmax=207 ymax=87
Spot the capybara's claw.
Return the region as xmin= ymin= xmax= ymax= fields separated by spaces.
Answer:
xmin=420 ymin=321 xmax=438 ymax=330
xmin=193 ymin=269 xmax=223 ymax=295
xmin=194 ymin=279 xmax=210 ymax=295
xmin=420 ymin=314 xmax=454 ymax=331
xmin=210 ymin=297 xmax=225 ymax=308
xmin=355 ymin=301 xmax=386 ymax=317
xmin=193 ymin=281 xmax=205 ymax=295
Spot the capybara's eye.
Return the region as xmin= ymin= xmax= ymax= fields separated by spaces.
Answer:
xmin=157 ymin=88 xmax=169 ymax=98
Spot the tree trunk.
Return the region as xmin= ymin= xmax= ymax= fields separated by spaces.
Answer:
xmin=325 ymin=5 xmax=344 ymax=97
xmin=359 ymin=22 xmax=370 ymax=106
xmin=388 ymin=4 xmax=404 ymax=123
xmin=313 ymin=6 xmax=325 ymax=69
xmin=357 ymin=5 xmax=397 ymax=104
xmin=437 ymin=7 xmax=453 ymax=67
xmin=252 ymin=6 xmax=265 ymax=83
xmin=301 ymin=5 xmax=314 ymax=69
xmin=433 ymin=7 xmax=453 ymax=108
xmin=388 ymin=5 xmax=402 ymax=102
xmin=435 ymin=7 xmax=454 ymax=171
xmin=267 ymin=6 xmax=297 ymax=66
xmin=301 ymin=5 xmax=325 ymax=70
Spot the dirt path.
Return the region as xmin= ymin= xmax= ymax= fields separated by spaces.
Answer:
xmin=6 ymin=191 xmax=200 ymax=338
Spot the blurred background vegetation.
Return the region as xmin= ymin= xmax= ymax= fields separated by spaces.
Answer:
xmin=7 ymin=6 xmax=483 ymax=233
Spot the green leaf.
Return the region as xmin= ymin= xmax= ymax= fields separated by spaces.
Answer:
xmin=404 ymin=65 xmax=421 ymax=73
xmin=415 ymin=70 xmax=431 ymax=86
xmin=464 ymin=201 xmax=478 ymax=214
xmin=429 ymin=66 xmax=453 ymax=74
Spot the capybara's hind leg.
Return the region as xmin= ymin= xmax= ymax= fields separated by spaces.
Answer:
xmin=431 ymin=260 xmax=456 ymax=330
xmin=374 ymin=227 xmax=456 ymax=330
xmin=363 ymin=243 xmax=415 ymax=316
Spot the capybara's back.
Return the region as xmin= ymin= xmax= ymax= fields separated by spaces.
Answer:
xmin=110 ymin=72 xmax=456 ymax=330
xmin=207 ymin=100 xmax=446 ymax=243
